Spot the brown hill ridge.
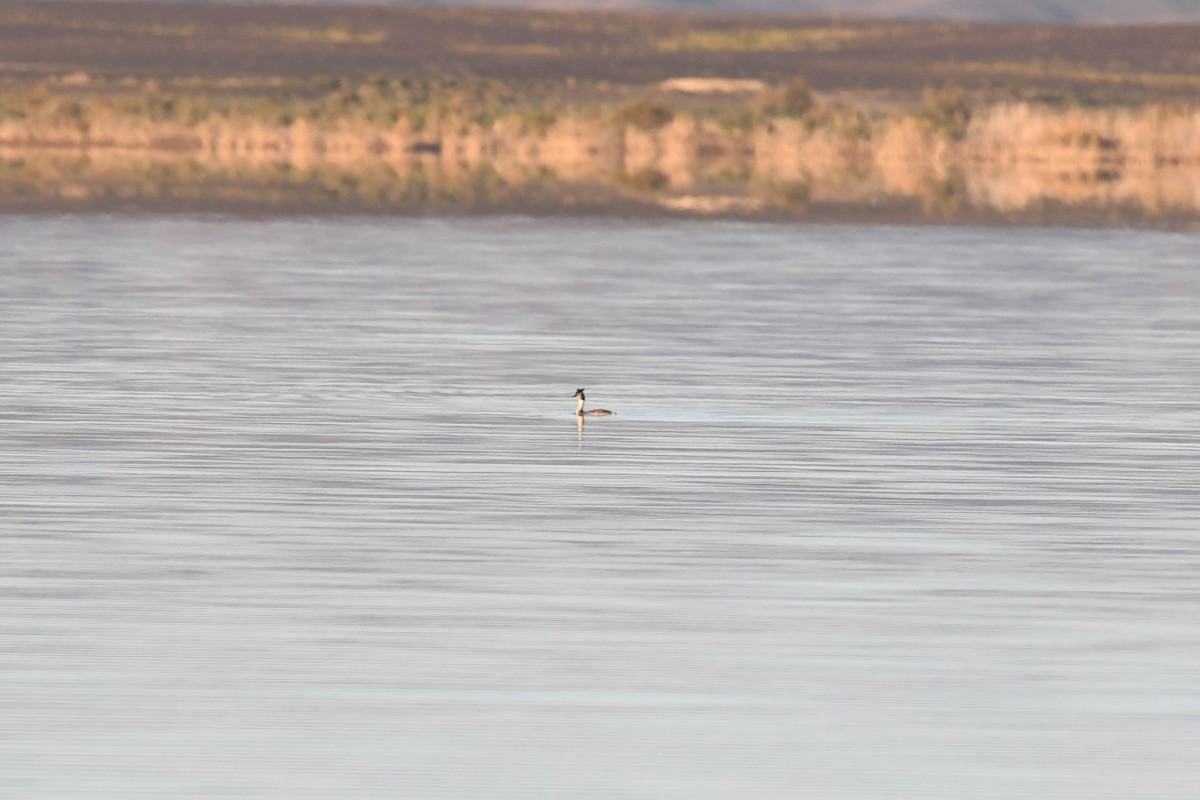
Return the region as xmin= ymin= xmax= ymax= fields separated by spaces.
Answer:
xmin=3 ymin=3 xmax=1199 ymax=104
xmin=433 ymin=0 xmax=1200 ymax=24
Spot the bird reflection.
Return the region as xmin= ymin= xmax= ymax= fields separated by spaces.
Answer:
xmin=572 ymin=388 xmax=614 ymax=449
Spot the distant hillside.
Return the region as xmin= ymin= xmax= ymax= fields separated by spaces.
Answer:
xmin=405 ymin=0 xmax=1200 ymax=23
xmin=4 ymin=1 xmax=1200 ymax=222
xmin=5 ymin=2 xmax=1199 ymax=105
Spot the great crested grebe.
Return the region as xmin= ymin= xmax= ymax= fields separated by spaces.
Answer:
xmin=573 ymin=388 xmax=614 ymax=416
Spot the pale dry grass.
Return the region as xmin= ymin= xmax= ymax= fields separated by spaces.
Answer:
xmin=2 ymin=93 xmax=1199 ymax=217
xmin=964 ymin=103 xmax=1200 ymax=167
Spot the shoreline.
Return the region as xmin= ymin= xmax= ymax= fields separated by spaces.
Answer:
xmin=3 ymin=186 xmax=1196 ymax=232
xmin=2 ymin=97 xmax=1197 ymax=227
xmin=3 ymin=4 xmax=1199 ymax=226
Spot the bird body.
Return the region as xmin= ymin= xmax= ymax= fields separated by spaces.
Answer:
xmin=573 ymin=388 xmax=614 ymax=416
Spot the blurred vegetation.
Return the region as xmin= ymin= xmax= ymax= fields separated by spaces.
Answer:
xmin=2 ymin=6 xmax=1198 ymax=222
xmin=4 ymin=4 xmax=1200 ymax=113
xmin=612 ymin=97 xmax=675 ymax=130
xmin=618 ymin=167 xmax=670 ymax=193
xmin=244 ymin=25 xmax=388 ymax=46
xmin=920 ymin=169 xmax=968 ymax=217
xmin=759 ymin=78 xmax=815 ymax=119
xmin=0 ymin=151 xmax=567 ymax=213
xmin=758 ymin=177 xmax=812 ymax=212
xmin=0 ymin=75 xmax=582 ymax=132
xmin=1 ymin=70 xmax=1197 ymax=224
xmin=0 ymin=66 xmax=1188 ymax=152
xmin=655 ymin=25 xmax=871 ymax=54
xmin=917 ymin=83 xmax=972 ymax=140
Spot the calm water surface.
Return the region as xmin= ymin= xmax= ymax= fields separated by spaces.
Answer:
xmin=2 ymin=217 xmax=1198 ymax=798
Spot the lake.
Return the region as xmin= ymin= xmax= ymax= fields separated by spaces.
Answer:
xmin=2 ymin=216 xmax=1198 ymax=798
